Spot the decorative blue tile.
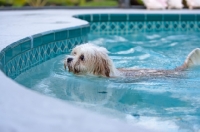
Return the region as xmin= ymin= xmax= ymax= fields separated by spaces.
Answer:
xmin=172 ymin=21 xmax=179 ymax=32
xmin=82 ymin=26 xmax=90 ymax=35
xmin=53 ymin=44 xmax=58 ymax=53
xmin=91 ymin=23 xmax=97 ymax=31
xmin=0 ymin=52 xmax=5 ymax=71
xmin=12 ymin=45 xmax=21 ymax=57
xmin=163 ymin=21 xmax=171 ymax=32
xmin=33 ymin=34 xmax=43 ymax=48
xmin=129 ymin=14 xmax=145 ymax=21
xmin=55 ymin=30 xmax=68 ymax=41
xmin=14 ymin=56 xmax=20 ymax=70
xmin=42 ymin=32 xmax=55 ymax=44
xmin=181 ymin=22 xmax=187 ymax=31
xmin=164 ymin=14 xmax=179 ymax=21
xmin=92 ymin=14 xmax=100 ymax=22
xmin=83 ymin=14 xmax=91 ymax=22
xmin=5 ymin=46 xmax=12 ymax=63
xmin=68 ymin=28 xmax=81 ymax=38
xmin=21 ymin=39 xmax=31 ymax=52
xmin=0 ymin=56 xmax=4 ymax=71
xmin=197 ymin=14 xmax=200 ymax=21
xmin=145 ymin=22 xmax=153 ymax=32
xmin=110 ymin=14 xmax=127 ymax=21
xmin=100 ymin=14 xmax=109 ymax=22
xmin=181 ymin=14 xmax=195 ymax=21
xmin=155 ymin=21 xmax=162 ymax=31
xmin=146 ymin=14 xmax=163 ymax=21
xmin=101 ymin=23 xmax=106 ymax=30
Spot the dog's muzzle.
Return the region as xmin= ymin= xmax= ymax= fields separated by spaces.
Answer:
xmin=64 ymin=56 xmax=73 ymax=70
xmin=67 ymin=58 xmax=73 ymax=63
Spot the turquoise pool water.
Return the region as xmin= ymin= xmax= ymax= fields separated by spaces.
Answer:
xmin=16 ymin=32 xmax=200 ymax=132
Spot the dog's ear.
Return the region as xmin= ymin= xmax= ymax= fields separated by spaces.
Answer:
xmin=92 ymin=52 xmax=110 ymax=77
xmin=102 ymin=58 xmax=110 ymax=77
xmin=93 ymin=58 xmax=110 ymax=77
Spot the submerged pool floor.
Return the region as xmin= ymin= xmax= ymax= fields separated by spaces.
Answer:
xmin=16 ymin=32 xmax=200 ymax=132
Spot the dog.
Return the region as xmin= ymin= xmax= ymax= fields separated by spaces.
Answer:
xmin=64 ymin=43 xmax=200 ymax=78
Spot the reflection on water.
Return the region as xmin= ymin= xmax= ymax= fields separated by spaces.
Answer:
xmin=16 ymin=33 xmax=200 ymax=132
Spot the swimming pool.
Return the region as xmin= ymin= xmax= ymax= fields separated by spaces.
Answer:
xmin=15 ymin=32 xmax=200 ymax=132
xmin=1 ymin=12 xmax=200 ymax=132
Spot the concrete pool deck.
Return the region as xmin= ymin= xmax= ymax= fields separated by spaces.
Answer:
xmin=1 ymin=9 xmax=200 ymax=132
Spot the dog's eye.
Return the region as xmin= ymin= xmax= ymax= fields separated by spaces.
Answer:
xmin=73 ymin=52 xmax=76 ymax=55
xmin=80 ymin=55 xmax=84 ymax=61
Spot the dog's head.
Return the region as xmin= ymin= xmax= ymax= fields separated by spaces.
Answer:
xmin=64 ymin=43 xmax=115 ymax=77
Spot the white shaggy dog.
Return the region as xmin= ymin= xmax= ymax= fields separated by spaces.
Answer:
xmin=64 ymin=43 xmax=200 ymax=78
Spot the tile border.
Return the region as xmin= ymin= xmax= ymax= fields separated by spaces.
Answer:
xmin=0 ymin=24 xmax=90 ymax=78
xmin=74 ymin=13 xmax=200 ymax=35
xmin=74 ymin=13 xmax=200 ymax=22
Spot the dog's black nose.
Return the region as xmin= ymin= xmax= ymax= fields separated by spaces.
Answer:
xmin=67 ymin=58 xmax=73 ymax=63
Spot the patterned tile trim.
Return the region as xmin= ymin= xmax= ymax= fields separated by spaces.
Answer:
xmin=74 ymin=14 xmax=199 ymax=22
xmin=0 ymin=24 xmax=89 ymax=78
xmin=74 ymin=14 xmax=200 ymax=34
xmin=89 ymin=21 xmax=200 ymax=35
xmin=4 ymin=36 xmax=88 ymax=79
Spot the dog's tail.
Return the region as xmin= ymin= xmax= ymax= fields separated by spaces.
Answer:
xmin=177 ymin=48 xmax=200 ymax=70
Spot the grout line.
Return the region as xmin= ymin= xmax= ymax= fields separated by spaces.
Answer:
xmin=29 ymin=36 xmax=33 ymax=49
